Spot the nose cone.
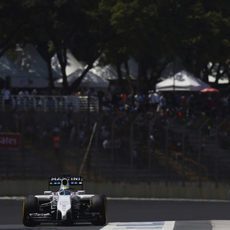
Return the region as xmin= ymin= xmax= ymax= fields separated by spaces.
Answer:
xmin=57 ymin=196 xmax=71 ymax=220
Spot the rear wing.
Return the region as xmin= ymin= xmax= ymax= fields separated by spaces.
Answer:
xmin=49 ymin=176 xmax=83 ymax=188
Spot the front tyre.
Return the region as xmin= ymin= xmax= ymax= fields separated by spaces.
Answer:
xmin=23 ymin=195 xmax=39 ymax=227
xmin=91 ymin=195 xmax=106 ymax=226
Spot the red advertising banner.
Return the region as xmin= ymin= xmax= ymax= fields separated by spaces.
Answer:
xmin=0 ymin=133 xmax=21 ymax=149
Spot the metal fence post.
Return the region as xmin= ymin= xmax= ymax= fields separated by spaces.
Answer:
xmin=111 ymin=117 xmax=116 ymax=163
xmin=129 ymin=121 xmax=134 ymax=168
xmin=165 ymin=123 xmax=169 ymax=185
xmin=182 ymin=130 xmax=186 ymax=186
xmin=214 ymin=125 xmax=219 ymax=188
xmin=148 ymin=118 xmax=152 ymax=171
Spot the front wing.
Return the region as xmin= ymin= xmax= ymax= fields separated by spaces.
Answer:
xmin=28 ymin=210 xmax=102 ymax=224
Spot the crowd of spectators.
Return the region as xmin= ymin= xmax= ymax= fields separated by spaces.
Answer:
xmin=1 ymin=86 xmax=229 ymax=147
xmin=99 ymin=89 xmax=230 ymax=121
xmin=1 ymin=85 xmax=229 ymax=120
xmin=95 ymin=88 xmax=230 ymax=166
xmin=0 ymin=85 xmax=229 ymax=162
xmin=0 ymin=83 xmax=229 ymax=182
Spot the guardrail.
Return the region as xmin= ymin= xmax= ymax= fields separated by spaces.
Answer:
xmin=0 ymin=95 xmax=99 ymax=112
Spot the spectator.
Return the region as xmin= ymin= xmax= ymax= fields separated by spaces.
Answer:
xmin=52 ymin=130 xmax=61 ymax=154
xmin=1 ymin=87 xmax=11 ymax=109
xmin=31 ymin=89 xmax=38 ymax=95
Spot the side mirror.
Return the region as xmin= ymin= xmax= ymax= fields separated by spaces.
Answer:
xmin=44 ymin=191 xmax=52 ymax=195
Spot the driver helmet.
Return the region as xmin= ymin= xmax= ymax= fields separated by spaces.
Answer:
xmin=60 ymin=178 xmax=70 ymax=190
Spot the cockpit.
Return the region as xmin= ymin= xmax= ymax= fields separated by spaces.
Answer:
xmin=59 ymin=189 xmax=71 ymax=196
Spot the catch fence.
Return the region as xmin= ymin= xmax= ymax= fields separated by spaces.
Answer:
xmin=0 ymin=95 xmax=99 ymax=112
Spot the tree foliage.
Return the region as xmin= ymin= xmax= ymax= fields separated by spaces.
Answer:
xmin=0 ymin=0 xmax=229 ymax=92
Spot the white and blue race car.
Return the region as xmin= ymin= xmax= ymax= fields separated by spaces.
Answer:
xmin=22 ymin=176 xmax=106 ymax=226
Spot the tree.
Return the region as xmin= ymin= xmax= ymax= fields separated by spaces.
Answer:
xmin=0 ymin=0 xmax=28 ymax=56
xmin=68 ymin=0 xmax=112 ymax=92
xmin=24 ymin=0 xmax=73 ymax=91
xmin=0 ymin=0 xmax=229 ymax=93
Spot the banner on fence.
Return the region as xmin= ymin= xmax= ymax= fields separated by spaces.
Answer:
xmin=0 ymin=133 xmax=21 ymax=149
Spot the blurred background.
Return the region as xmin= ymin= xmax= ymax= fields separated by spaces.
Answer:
xmin=0 ymin=0 xmax=229 ymax=191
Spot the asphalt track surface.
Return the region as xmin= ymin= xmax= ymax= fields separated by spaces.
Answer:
xmin=1 ymin=198 xmax=230 ymax=229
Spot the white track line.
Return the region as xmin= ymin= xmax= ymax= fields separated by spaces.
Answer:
xmin=101 ymin=222 xmax=164 ymax=230
xmin=211 ymin=220 xmax=230 ymax=230
xmin=101 ymin=221 xmax=175 ymax=230
xmin=163 ymin=221 xmax=175 ymax=230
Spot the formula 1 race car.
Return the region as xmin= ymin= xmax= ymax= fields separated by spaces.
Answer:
xmin=22 ymin=176 xmax=106 ymax=226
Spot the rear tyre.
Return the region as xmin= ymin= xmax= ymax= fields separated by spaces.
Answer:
xmin=23 ymin=195 xmax=40 ymax=227
xmin=91 ymin=195 xmax=106 ymax=226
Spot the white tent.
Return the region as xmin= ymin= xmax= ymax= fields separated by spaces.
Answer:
xmin=0 ymin=55 xmax=23 ymax=77
xmin=0 ymin=45 xmax=88 ymax=88
xmin=156 ymin=70 xmax=210 ymax=92
xmin=55 ymin=69 xmax=109 ymax=89
xmin=160 ymin=58 xmax=184 ymax=80
xmin=91 ymin=58 xmax=139 ymax=80
xmin=0 ymin=54 xmax=49 ymax=88
xmin=15 ymin=44 xmax=60 ymax=79
xmin=51 ymin=50 xmax=84 ymax=77
xmin=91 ymin=65 xmax=118 ymax=80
